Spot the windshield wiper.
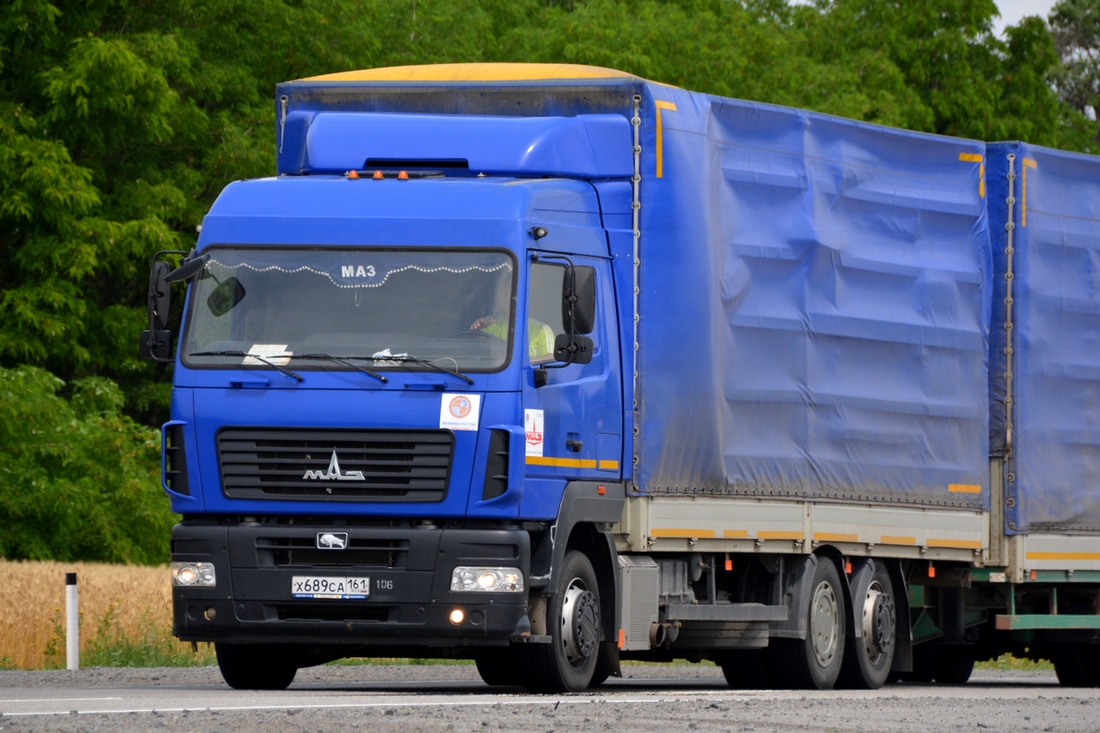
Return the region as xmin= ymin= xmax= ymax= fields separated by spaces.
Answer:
xmin=290 ymin=353 xmax=388 ymax=383
xmin=380 ymin=354 xmax=474 ymax=385
xmin=189 ymin=350 xmax=303 ymax=383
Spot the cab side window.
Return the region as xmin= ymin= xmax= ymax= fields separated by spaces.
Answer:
xmin=528 ymin=262 xmax=564 ymax=362
xmin=528 ymin=261 xmax=598 ymax=363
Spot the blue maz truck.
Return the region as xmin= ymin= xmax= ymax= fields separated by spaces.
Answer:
xmin=141 ymin=63 xmax=1100 ymax=692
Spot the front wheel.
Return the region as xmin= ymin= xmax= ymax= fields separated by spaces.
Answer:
xmin=215 ymin=642 xmax=298 ymax=690
xmin=474 ymin=648 xmax=523 ymax=687
xmin=522 ymin=551 xmax=601 ymax=693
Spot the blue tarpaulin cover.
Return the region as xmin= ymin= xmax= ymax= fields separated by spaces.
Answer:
xmin=633 ymin=84 xmax=992 ymax=511
xmin=279 ymin=67 xmax=1100 ymax=530
xmin=988 ymin=142 xmax=1100 ymax=534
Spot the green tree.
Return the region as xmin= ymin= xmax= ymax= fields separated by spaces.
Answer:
xmin=0 ymin=366 xmax=172 ymax=563
xmin=3 ymin=0 xmax=1100 ymax=565
xmin=1051 ymin=0 xmax=1100 ymax=145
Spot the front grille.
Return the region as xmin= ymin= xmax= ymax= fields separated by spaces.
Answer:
xmin=218 ymin=428 xmax=453 ymax=502
xmin=257 ymin=536 xmax=409 ymax=568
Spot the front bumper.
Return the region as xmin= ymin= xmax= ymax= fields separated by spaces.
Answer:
xmin=171 ymin=520 xmax=531 ymax=647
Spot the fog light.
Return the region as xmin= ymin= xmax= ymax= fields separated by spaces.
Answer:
xmin=203 ymin=607 xmax=217 ymax=621
xmin=171 ymin=562 xmax=216 ymax=587
xmin=449 ymin=609 xmax=465 ymax=625
xmin=450 ymin=566 xmax=524 ymax=593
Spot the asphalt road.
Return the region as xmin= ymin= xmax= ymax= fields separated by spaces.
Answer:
xmin=0 ymin=665 xmax=1095 ymax=732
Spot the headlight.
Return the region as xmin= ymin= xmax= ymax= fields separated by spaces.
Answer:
xmin=450 ymin=566 xmax=524 ymax=593
xmin=171 ymin=562 xmax=216 ymax=587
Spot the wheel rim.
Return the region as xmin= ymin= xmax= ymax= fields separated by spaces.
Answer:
xmin=810 ymin=578 xmax=840 ymax=668
xmin=560 ymin=577 xmax=599 ymax=669
xmin=861 ymin=580 xmax=895 ymax=663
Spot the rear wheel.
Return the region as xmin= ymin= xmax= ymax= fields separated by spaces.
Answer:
xmin=769 ymin=557 xmax=846 ymax=689
xmin=522 ymin=551 xmax=601 ymax=692
xmin=931 ymin=650 xmax=975 ymax=684
xmin=1053 ymin=646 xmax=1100 ymax=687
xmin=215 ymin=642 xmax=298 ymax=690
xmin=838 ymin=561 xmax=897 ymax=689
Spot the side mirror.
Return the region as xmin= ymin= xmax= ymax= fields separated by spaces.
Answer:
xmin=148 ymin=261 xmax=171 ymax=331
xmin=562 ymin=265 xmax=596 ymax=335
xmin=140 ymin=249 xmax=188 ymax=362
xmin=553 ymin=333 xmax=593 ymax=365
xmin=140 ymin=329 xmax=173 ymax=360
xmin=165 ymin=250 xmax=210 ymax=283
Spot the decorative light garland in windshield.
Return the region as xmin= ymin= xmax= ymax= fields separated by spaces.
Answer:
xmin=202 ymin=258 xmax=513 ymax=289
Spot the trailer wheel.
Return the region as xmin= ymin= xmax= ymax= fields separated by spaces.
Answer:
xmin=215 ymin=642 xmax=298 ymax=690
xmin=770 ymin=557 xmax=846 ymax=689
xmin=523 ymin=551 xmax=600 ymax=692
xmin=838 ymin=561 xmax=896 ymax=689
xmin=903 ymin=644 xmax=972 ymax=684
xmin=1053 ymin=646 xmax=1100 ymax=687
xmin=931 ymin=650 xmax=974 ymax=684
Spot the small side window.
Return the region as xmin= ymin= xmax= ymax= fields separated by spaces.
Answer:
xmin=528 ymin=261 xmax=598 ymax=364
xmin=529 ymin=262 xmax=565 ymax=363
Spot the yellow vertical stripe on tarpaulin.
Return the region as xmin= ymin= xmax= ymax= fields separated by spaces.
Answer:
xmin=958 ymin=152 xmax=985 ymax=199
xmin=1022 ymin=158 xmax=1037 ymax=226
xmin=655 ymin=101 xmax=677 ymax=179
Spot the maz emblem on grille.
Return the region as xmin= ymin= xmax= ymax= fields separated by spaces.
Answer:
xmin=303 ymin=450 xmax=365 ymax=481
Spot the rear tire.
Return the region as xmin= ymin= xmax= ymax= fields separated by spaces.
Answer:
xmin=838 ymin=561 xmax=896 ymax=689
xmin=769 ymin=557 xmax=846 ymax=689
xmin=931 ymin=650 xmax=975 ymax=685
xmin=215 ymin=642 xmax=298 ymax=690
xmin=1053 ymin=646 xmax=1100 ymax=687
xmin=522 ymin=551 xmax=601 ymax=693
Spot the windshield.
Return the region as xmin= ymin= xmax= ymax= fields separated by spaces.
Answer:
xmin=182 ymin=248 xmax=515 ymax=373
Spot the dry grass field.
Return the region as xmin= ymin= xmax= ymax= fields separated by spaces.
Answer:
xmin=0 ymin=559 xmax=208 ymax=669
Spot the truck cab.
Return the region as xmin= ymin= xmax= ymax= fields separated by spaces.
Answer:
xmin=144 ymin=70 xmax=638 ymax=691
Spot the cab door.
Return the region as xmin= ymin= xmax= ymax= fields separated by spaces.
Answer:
xmin=519 ymin=253 xmax=622 ymax=517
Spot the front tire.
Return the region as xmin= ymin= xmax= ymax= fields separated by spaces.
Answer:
xmin=523 ymin=551 xmax=601 ymax=692
xmin=474 ymin=648 xmax=523 ymax=687
xmin=215 ymin=642 xmax=298 ymax=690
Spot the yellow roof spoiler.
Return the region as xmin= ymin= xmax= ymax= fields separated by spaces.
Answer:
xmin=298 ymin=63 xmax=636 ymax=84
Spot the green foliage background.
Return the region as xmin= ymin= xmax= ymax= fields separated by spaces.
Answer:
xmin=1 ymin=0 xmax=1098 ymax=564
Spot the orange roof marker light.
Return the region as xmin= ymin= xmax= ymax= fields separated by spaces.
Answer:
xmin=346 ymin=170 xmax=359 ymax=179
xmin=372 ymin=170 xmax=384 ymax=180
xmin=397 ymin=171 xmax=409 ymax=181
